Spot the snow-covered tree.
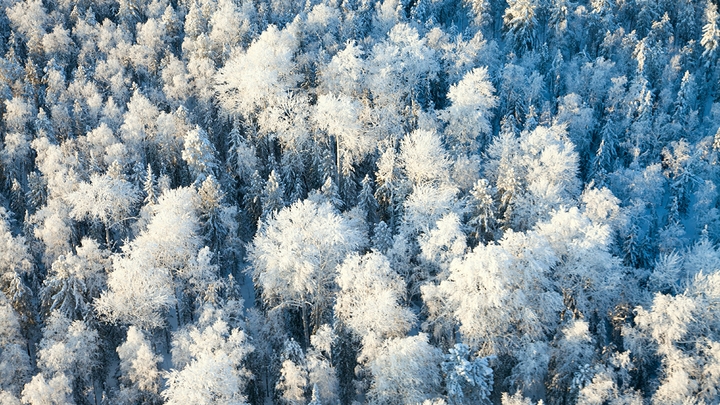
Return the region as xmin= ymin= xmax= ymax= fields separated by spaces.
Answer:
xmin=306 ymin=325 xmax=339 ymax=405
xmin=164 ymin=315 xmax=254 ymax=405
xmin=319 ymin=40 xmax=365 ymax=97
xmin=422 ymin=230 xmax=561 ymax=355
xmin=96 ymin=187 xmax=201 ymax=329
xmin=40 ymin=238 xmax=108 ymax=320
xmin=367 ymin=23 xmax=439 ymax=135
xmin=276 ymin=339 xmax=309 ymax=405
xmin=466 ymin=179 xmax=497 ymax=244
xmin=182 ymin=126 xmax=218 ymax=184
xmin=536 ymin=205 xmax=622 ymax=319
xmin=624 ymin=244 xmax=720 ymax=402
xmin=419 ymin=213 xmax=467 ymax=272
xmin=20 ymin=374 xmax=74 ymax=405
xmin=248 ymin=199 xmax=364 ymax=344
xmin=196 ymin=175 xmax=237 ymax=256
xmin=0 ymin=208 xmax=33 ymax=326
xmin=6 ymin=0 xmax=49 ymax=55
xmin=701 ymin=1 xmax=720 ymax=62
xmin=503 ymin=0 xmax=539 ymax=52
xmin=260 ymin=170 xmax=285 ymax=219
xmin=442 ymin=343 xmax=494 ymax=405
xmin=33 ymin=311 xmax=99 ymax=404
xmin=367 ymin=333 xmax=442 ymax=405
xmin=0 ymin=293 xmax=31 ymax=396
xmin=335 ymin=252 xmax=415 ymax=343
xmin=216 ymin=24 xmax=300 ymax=120
xmin=400 ymin=129 xmax=451 ymax=187
xmin=439 ymin=67 xmax=497 ymax=153
xmin=119 ymin=90 xmax=160 ymax=163
xmin=501 ymin=391 xmax=542 ymax=405
xmin=64 ymin=171 xmax=141 ymax=245
xmin=115 ymin=326 xmax=162 ymax=403
xmin=208 ymin=0 xmax=254 ymax=61
xmin=547 ymin=320 xmax=596 ymax=404
xmin=486 ymin=124 xmax=581 ymax=231
xmin=313 ymin=92 xmax=374 ymax=177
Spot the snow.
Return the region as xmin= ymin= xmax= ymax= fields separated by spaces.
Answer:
xmin=2 ymin=1 xmax=720 ymax=403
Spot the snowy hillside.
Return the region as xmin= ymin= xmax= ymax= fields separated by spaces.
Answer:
xmin=1 ymin=0 xmax=720 ymax=404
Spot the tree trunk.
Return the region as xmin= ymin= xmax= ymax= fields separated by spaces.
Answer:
xmin=165 ymin=327 xmax=171 ymax=354
xmin=105 ymin=222 xmax=111 ymax=249
xmin=301 ymin=303 xmax=310 ymax=348
xmin=335 ymin=135 xmax=341 ymax=190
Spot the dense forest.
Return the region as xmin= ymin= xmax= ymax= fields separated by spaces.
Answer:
xmin=1 ymin=0 xmax=720 ymax=403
